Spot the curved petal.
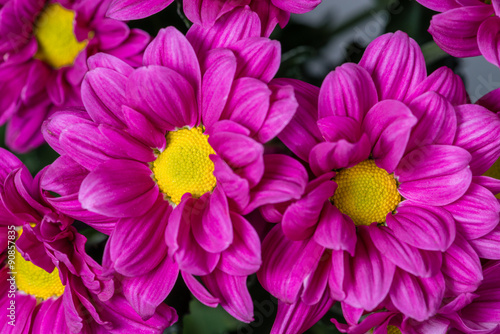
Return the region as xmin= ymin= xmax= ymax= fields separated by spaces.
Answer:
xmin=218 ymin=213 xmax=261 ymax=276
xmin=318 ymin=63 xmax=378 ymax=122
xmin=441 ymin=235 xmax=482 ymax=296
xmin=107 ymin=193 xmax=171 ymax=276
xmin=202 ymin=270 xmax=254 ymax=323
xmin=126 ymin=66 xmax=198 ymax=131
xmin=282 ymin=174 xmax=336 ymax=241
xmin=79 ymin=159 xmax=158 ymax=218
xmin=258 ymin=225 xmax=325 ymax=303
xmin=406 ymin=91 xmax=457 ymax=153
xmin=444 ymin=183 xmax=500 ymax=240
xmin=477 ymin=16 xmax=500 ymax=67
xmin=183 ymin=0 xmax=249 ymax=28
xmin=396 ymin=145 xmax=472 ymax=206
xmin=201 ymin=49 xmax=237 ymax=128
xmin=309 ymin=136 xmax=371 ymax=176
xmin=469 ymin=224 xmax=500 ymax=260
xmin=428 ymin=6 xmax=493 ymax=57
xmin=143 ymin=27 xmax=201 ymax=91
xmin=342 ymin=226 xmax=396 ymax=311
xmin=276 ymin=78 xmax=322 ymax=162
xmin=106 ymin=0 xmax=174 ymax=20
xmin=389 ymin=269 xmax=445 ymax=322
xmin=370 ymin=225 xmax=443 ymax=278
xmin=359 ymin=31 xmax=426 ymax=101
xmin=405 ymin=66 xmax=467 ymax=106
xmin=363 ymin=100 xmax=417 ymax=173
xmin=313 ymin=203 xmax=356 ymax=256
xmin=386 ymin=202 xmax=456 ymax=252
xmin=454 ymin=104 xmax=500 ymax=175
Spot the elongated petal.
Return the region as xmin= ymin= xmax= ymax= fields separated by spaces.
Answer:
xmin=314 ymin=203 xmax=356 ymax=256
xmin=441 ymin=235 xmax=482 ymax=296
xmin=454 ymin=104 xmax=500 ymax=175
xmin=144 ymin=27 xmax=201 ymax=90
xmin=359 ymin=31 xmax=426 ymax=101
xmin=387 ymin=202 xmax=456 ymax=252
xmin=429 ymin=6 xmax=493 ymax=57
xmin=370 ymin=225 xmax=442 ymax=278
xmin=258 ymin=225 xmax=325 ymax=303
xmin=182 ymin=272 xmax=219 ymax=307
xmin=406 ymin=92 xmax=456 ymax=152
xmin=192 ymin=186 xmax=233 ymax=253
xmin=396 ymin=145 xmax=472 ymax=206
xmin=405 ymin=66 xmax=467 ymax=106
xmin=342 ymin=226 xmax=396 ymax=311
xmin=469 ymin=224 xmax=500 ymax=259
xmin=319 ymin=63 xmax=378 ymax=122
xmin=127 ymin=66 xmax=198 ymax=131
xmin=363 ymin=100 xmax=417 ymax=173
xmin=79 ymin=159 xmax=158 ymax=218
xmin=219 ymin=213 xmax=261 ymax=276
xmin=271 ymin=291 xmax=334 ymax=334
xmin=106 ymin=0 xmax=174 ymax=20
xmin=283 ymin=174 xmax=336 ymax=241
xmin=230 ymin=37 xmax=281 ymax=82
xmin=389 ymin=269 xmax=445 ymax=322
xmin=107 ymin=194 xmax=170 ymax=276
xmin=201 ymin=49 xmax=237 ymax=128
xmin=121 ymin=256 xmax=179 ymax=320
xmin=276 ymin=78 xmax=322 ymax=161
xmin=444 ymin=183 xmax=500 ymax=240
xmin=245 ymin=154 xmax=308 ymax=214
xmin=202 ymin=270 xmax=254 ymax=323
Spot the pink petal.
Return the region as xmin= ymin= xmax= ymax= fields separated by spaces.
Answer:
xmin=126 ymin=66 xmax=198 ymax=131
xmin=363 ymin=100 xmax=417 ymax=173
xmin=313 ymin=203 xmax=356 ymax=256
xmin=359 ymin=31 xmax=426 ymax=101
xmin=79 ymin=159 xmax=158 ymax=218
xmin=387 ymin=202 xmax=456 ymax=252
xmin=319 ymin=63 xmax=378 ymax=122
xmin=370 ymin=225 xmax=443 ymax=278
xmin=258 ymin=225 xmax=325 ymax=303
xmin=444 ymin=183 xmax=500 ymax=240
xmin=469 ymin=224 xmax=500 ymax=260
xmin=389 ymin=269 xmax=445 ymax=322
xmin=275 ymin=78 xmax=322 ymax=162
xmin=106 ymin=0 xmax=174 ymax=20
xmin=182 ymin=271 xmax=219 ymax=307
xmin=144 ymin=27 xmax=201 ymax=91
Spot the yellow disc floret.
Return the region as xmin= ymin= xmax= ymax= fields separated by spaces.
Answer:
xmin=153 ymin=126 xmax=216 ymax=205
xmin=14 ymin=229 xmax=65 ymax=300
xmin=34 ymin=3 xmax=89 ymax=69
xmin=332 ymin=160 xmax=400 ymax=226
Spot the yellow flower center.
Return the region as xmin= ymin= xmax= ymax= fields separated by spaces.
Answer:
xmin=34 ymin=3 xmax=89 ymax=69
xmin=332 ymin=160 xmax=400 ymax=226
xmin=14 ymin=229 xmax=65 ymax=300
xmin=152 ymin=126 xmax=216 ymax=205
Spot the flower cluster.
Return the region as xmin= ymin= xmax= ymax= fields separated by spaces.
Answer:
xmin=1 ymin=0 xmax=500 ymax=333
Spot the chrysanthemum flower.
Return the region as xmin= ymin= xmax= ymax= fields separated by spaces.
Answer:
xmin=0 ymin=148 xmax=176 ymax=333
xmin=0 ymin=0 xmax=150 ymax=152
xmin=333 ymin=260 xmax=500 ymax=334
xmin=42 ymin=8 xmax=304 ymax=323
xmin=416 ymin=0 xmax=500 ymax=67
xmin=107 ymin=0 xmax=321 ymax=36
xmin=258 ymin=31 xmax=500 ymax=333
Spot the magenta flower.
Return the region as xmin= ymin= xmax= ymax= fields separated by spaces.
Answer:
xmin=107 ymin=0 xmax=321 ymax=36
xmin=0 ymin=148 xmax=176 ymax=333
xmin=258 ymin=31 xmax=500 ymax=332
xmin=333 ymin=260 xmax=500 ymax=334
xmin=416 ymin=0 xmax=500 ymax=66
xmin=0 ymin=0 xmax=150 ymax=153
xmin=42 ymin=8 xmax=303 ymax=323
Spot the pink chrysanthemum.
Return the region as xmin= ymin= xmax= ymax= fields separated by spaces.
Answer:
xmin=0 ymin=0 xmax=150 ymax=152
xmin=42 ymin=8 xmax=304 ymax=323
xmin=416 ymin=0 xmax=500 ymax=67
xmin=107 ymin=0 xmax=321 ymax=36
xmin=333 ymin=260 xmax=500 ymax=334
xmin=257 ymin=31 xmax=500 ymax=333
xmin=0 ymin=148 xmax=176 ymax=333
